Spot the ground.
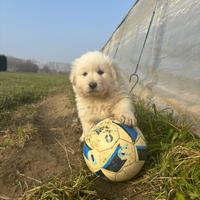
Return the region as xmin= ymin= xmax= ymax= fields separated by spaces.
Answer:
xmin=0 ymin=72 xmax=200 ymax=200
xmin=0 ymin=93 xmax=79 ymax=197
xmin=0 ymin=93 xmax=146 ymax=199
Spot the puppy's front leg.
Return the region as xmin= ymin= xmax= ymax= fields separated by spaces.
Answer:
xmin=113 ymin=98 xmax=137 ymax=127
xmin=80 ymin=121 xmax=94 ymax=142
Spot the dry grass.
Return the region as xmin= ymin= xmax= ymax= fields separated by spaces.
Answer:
xmin=19 ymin=174 xmax=97 ymax=200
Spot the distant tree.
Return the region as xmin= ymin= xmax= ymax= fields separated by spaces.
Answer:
xmin=14 ymin=60 xmax=39 ymax=72
xmin=7 ymin=57 xmax=39 ymax=72
xmin=42 ymin=64 xmax=51 ymax=73
xmin=25 ymin=60 xmax=39 ymax=72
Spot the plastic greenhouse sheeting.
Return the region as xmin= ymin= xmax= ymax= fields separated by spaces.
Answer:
xmin=102 ymin=0 xmax=200 ymax=134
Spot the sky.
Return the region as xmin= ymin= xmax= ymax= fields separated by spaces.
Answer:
xmin=0 ymin=0 xmax=136 ymax=63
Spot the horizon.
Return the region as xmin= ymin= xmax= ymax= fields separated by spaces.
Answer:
xmin=0 ymin=0 xmax=136 ymax=64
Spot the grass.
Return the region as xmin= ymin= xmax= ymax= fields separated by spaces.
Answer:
xmin=134 ymin=101 xmax=200 ymax=199
xmin=0 ymin=72 xmax=199 ymax=199
xmin=0 ymin=103 xmax=39 ymax=149
xmin=17 ymin=101 xmax=200 ymax=200
xmin=20 ymin=174 xmax=97 ymax=200
xmin=0 ymin=72 xmax=70 ymax=112
xmin=0 ymin=72 xmax=72 ymax=149
xmin=1 ymin=122 xmax=37 ymax=148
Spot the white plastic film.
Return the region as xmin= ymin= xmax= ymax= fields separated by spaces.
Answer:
xmin=102 ymin=0 xmax=200 ymax=134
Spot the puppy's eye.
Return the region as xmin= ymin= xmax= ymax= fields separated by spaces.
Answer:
xmin=82 ymin=72 xmax=88 ymax=76
xmin=97 ymin=70 xmax=104 ymax=75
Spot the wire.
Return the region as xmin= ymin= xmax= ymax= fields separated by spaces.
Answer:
xmin=101 ymin=0 xmax=140 ymax=54
xmin=129 ymin=0 xmax=158 ymax=94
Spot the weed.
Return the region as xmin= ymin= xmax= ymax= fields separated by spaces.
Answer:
xmin=20 ymin=174 xmax=96 ymax=200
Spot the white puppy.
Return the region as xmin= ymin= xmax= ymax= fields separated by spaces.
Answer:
xmin=70 ymin=51 xmax=136 ymax=141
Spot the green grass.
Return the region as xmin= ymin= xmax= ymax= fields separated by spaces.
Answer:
xmin=0 ymin=72 xmax=73 ymax=149
xmin=0 ymin=72 xmax=70 ymax=112
xmin=134 ymin=101 xmax=200 ymax=200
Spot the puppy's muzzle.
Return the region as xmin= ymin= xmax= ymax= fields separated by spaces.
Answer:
xmin=89 ymin=82 xmax=97 ymax=90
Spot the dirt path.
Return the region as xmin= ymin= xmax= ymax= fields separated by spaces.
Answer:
xmin=0 ymin=93 xmax=146 ymax=200
xmin=0 ymin=94 xmax=84 ymax=199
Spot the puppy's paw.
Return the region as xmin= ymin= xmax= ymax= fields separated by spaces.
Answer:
xmin=114 ymin=112 xmax=137 ymax=127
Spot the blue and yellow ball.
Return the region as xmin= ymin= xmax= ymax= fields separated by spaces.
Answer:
xmin=83 ymin=118 xmax=147 ymax=182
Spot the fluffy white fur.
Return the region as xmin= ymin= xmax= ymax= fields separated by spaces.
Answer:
xmin=70 ymin=51 xmax=136 ymax=141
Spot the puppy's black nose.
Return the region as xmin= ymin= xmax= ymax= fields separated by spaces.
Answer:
xmin=89 ymin=82 xmax=97 ymax=90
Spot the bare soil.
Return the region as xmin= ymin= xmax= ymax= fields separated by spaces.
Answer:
xmin=0 ymin=93 xmax=147 ymax=200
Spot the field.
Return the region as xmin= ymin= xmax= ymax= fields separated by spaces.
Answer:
xmin=0 ymin=72 xmax=200 ymax=200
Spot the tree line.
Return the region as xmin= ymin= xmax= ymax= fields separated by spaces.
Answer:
xmin=8 ymin=57 xmax=39 ymax=72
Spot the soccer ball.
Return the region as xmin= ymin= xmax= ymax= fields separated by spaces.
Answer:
xmin=83 ymin=118 xmax=147 ymax=182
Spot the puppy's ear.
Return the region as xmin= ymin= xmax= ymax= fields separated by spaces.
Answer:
xmin=70 ymin=69 xmax=76 ymax=86
xmin=70 ymin=58 xmax=79 ymax=86
xmin=110 ymin=63 xmax=119 ymax=80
